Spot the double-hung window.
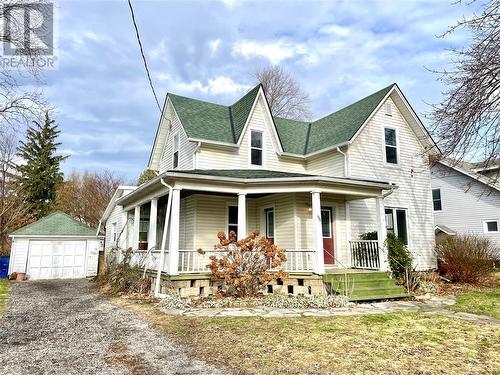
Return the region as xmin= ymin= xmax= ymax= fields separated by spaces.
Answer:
xmin=173 ymin=133 xmax=179 ymax=169
xmin=228 ymin=206 xmax=238 ymax=237
xmin=385 ymin=208 xmax=408 ymax=245
xmin=250 ymin=130 xmax=263 ymax=166
xmin=432 ymin=189 xmax=442 ymax=211
xmin=111 ymin=222 xmax=117 ymax=242
xmin=384 ymin=127 xmax=398 ymax=164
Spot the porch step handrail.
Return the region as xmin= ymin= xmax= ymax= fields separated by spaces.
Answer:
xmin=349 ymin=240 xmax=380 ymax=269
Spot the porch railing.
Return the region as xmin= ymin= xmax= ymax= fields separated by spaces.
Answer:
xmin=349 ymin=240 xmax=380 ymax=269
xmin=132 ymin=249 xmax=315 ymax=274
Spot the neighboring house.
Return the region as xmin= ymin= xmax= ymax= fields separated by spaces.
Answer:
xmin=431 ymin=160 xmax=500 ymax=248
xmin=102 ymin=83 xmax=438 ymax=298
xmin=8 ymin=212 xmax=102 ymax=280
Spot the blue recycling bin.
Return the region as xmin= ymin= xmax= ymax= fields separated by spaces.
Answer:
xmin=0 ymin=257 xmax=9 ymax=278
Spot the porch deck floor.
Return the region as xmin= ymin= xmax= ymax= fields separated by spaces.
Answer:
xmin=324 ymin=268 xmax=384 ymax=274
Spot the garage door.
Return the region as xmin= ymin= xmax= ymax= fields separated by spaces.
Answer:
xmin=27 ymin=241 xmax=87 ymax=280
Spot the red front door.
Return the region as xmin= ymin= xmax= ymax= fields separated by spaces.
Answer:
xmin=322 ymin=207 xmax=334 ymax=264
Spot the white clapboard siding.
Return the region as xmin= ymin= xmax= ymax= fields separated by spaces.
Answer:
xmin=8 ymin=238 xmax=29 ymax=274
xmin=196 ymin=96 xmax=306 ymax=173
xmin=159 ymin=102 xmax=197 ymax=173
xmin=431 ymin=163 xmax=500 ymax=249
xmin=348 ymin=96 xmax=436 ymax=270
xmin=105 ymin=205 xmax=123 ymax=250
xmin=85 ymin=239 xmax=100 ymax=277
xmin=306 ymin=148 xmax=345 ymax=177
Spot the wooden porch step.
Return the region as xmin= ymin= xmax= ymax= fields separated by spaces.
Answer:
xmin=323 ymin=270 xmax=411 ymax=301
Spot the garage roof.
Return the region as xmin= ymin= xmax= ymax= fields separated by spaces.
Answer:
xmin=11 ymin=212 xmax=97 ymax=237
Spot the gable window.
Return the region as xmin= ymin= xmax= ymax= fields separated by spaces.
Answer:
xmin=483 ymin=220 xmax=499 ymax=233
xmin=384 ymin=127 xmax=398 ymax=164
xmin=173 ymin=133 xmax=179 ymax=169
xmin=385 ymin=208 xmax=408 ymax=245
xmin=385 ymin=102 xmax=392 ymax=116
xmin=432 ymin=189 xmax=442 ymax=211
xmin=265 ymin=208 xmax=274 ymax=243
xmin=250 ymin=130 xmax=263 ymax=166
xmin=228 ymin=206 xmax=238 ymax=237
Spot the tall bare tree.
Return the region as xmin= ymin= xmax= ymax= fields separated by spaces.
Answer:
xmin=0 ymin=130 xmax=34 ymax=255
xmin=0 ymin=0 xmax=48 ymax=130
xmin=54 ymin=170 xmax=124 ymax=229
xmin=254 ymin=65 xmax=312 ymax=120
xmin=431 ymin=0 xmax=500 ymax=181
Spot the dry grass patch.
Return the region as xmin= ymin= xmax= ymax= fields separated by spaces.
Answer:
xmin=0 ymin=279 xmax=9 ymax=315
xmin=118 ymin=300 xmax=499 ymax=375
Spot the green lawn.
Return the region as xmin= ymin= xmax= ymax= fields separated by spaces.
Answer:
xmin=119 ymin=300 xmax=500 ymax=375
xmin=450 ymin=287 xmax=500 ymax=319
xmin=0 ymin=279 xmax=9 ymax=315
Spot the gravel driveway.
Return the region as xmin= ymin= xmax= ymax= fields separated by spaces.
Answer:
xmin=0 ymin=279 xmax=223 ymax=375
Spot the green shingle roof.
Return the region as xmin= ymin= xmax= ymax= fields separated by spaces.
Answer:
xmin=11 ymin=211 xmax=97 ymax=237
xmin=168 ymin=83 xmax=395 ymax=155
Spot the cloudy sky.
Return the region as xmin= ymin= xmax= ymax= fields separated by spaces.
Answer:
xmin=41 ymin=0 xmax=479 ymax=182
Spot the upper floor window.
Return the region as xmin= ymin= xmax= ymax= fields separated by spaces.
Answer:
xmin=432 ymin=188 xmax=442 ymax=211
xmin=250 ymin=130 xmax=263 ymax=166
xmin=384 ymin=127 xmax=398 ymax=164
xmin=483 ymin=220 xmax=499 ymax=233
xmin=173 ymin=133 xmax=179 ymax=169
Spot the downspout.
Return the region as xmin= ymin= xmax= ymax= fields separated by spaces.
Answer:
xmin=336 ymin=147 xmax=348 ymax=177
xmin=154 ymin=178 xmax=173 ymax=297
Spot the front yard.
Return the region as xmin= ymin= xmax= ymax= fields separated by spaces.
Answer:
xmin=122 ymin=300 xmax=499 ymax=375
xmin=0 ymin=279 xmax=9 ymax=315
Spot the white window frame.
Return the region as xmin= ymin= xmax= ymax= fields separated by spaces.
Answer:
xmin=321 ymin=207 xmax=332 ymax=239
xmin=385 ymin=207 xmax=409 ymax=246
xmin=172 ymin=132 xmax=179 ymax=169
xmin=483 ymin=219 xmax=499 ymax=233
xmin=383 ymin=126 xmax=399 ymax=166
xmin=249 ymin=129 xmax=264 ymax=167
xmin=432 ymin=188 xmax=442 ymax=211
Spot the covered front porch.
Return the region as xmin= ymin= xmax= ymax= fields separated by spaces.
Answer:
xmin=115 ymin=170 xmax=395 ymax=280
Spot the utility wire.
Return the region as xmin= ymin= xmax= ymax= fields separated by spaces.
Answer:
xmin=127 ymin=0 xmax=162 ymax=113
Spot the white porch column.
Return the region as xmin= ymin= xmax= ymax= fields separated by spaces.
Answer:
xmin=237 ymin=193 xmax=247 ymax=240
xmin=345 ymin=201 xmax=352 ymax=267
xmin=311 ymin=191 xmax=325 ymax=275
xmin=376 ymin=197 xmax=389 ymax=271
xmin=168 ymin=188 xmax=181 ymax=275
xmin=148 ymin=199 xmax=158 ymax=249
xmin=132 ymin=205 xmax=141 ymax=250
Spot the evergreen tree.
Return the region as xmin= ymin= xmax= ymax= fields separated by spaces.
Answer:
xmin=16 ymin=112 xmax=67 ymax=218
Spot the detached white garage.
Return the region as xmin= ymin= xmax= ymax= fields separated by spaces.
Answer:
xmin=8 ymin=212 xmax=102 ymax=280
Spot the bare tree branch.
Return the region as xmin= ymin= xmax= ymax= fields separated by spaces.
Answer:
xmin=430 ymin=0 xmax=500 ymax=183
xmin=254 ymin=65 xmax=312 ymax=120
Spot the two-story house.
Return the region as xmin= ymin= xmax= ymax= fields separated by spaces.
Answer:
xmin=431 ymin=160 xmax=500 ymax=248
xmin=101 ymin=83 xmax=438 ymax=299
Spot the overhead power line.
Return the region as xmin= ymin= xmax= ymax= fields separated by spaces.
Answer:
xmin=127 ymin=0 xmax=162 ymax=112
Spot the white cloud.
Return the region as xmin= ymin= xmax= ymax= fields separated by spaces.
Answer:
xmin=232 ymin=40 xmax=308 ymax=64
xmin=169 ymin=76 xmax=250 ymax=95
xmin=209 ymin=39 xmax=221 ymax=54
xmin=318 ymin=24 xmax=351 ymax=36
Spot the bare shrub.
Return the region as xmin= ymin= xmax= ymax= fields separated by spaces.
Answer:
xmin=96 ymin=247 xmax=150 ymax=295
xmin=435 ymin=234 xmax=498 ymax=283
xmin=201 ymin=230 xmax=288 ymax=297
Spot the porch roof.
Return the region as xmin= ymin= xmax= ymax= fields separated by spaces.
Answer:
xmin=116 ymin=169 xmax=397 ymax=208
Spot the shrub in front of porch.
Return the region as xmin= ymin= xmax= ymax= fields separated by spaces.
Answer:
xmin=198 ymin=230 xmax=288 ymax=297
